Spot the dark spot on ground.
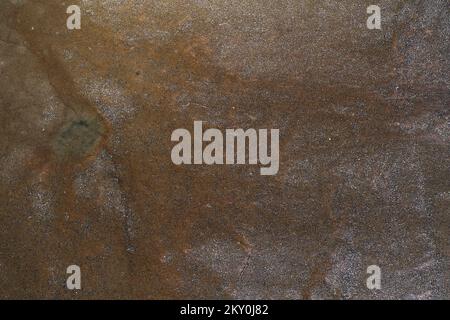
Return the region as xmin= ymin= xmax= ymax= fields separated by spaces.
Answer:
xmin=53 ymin=115 xmax=105 ymax=161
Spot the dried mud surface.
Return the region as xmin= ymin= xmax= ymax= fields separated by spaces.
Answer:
xmin=0 ymin=0 xmax=449 ymax=299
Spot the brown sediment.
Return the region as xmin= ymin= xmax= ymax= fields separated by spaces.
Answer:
xmin=0 ymin=0 xmax=448 ymax=299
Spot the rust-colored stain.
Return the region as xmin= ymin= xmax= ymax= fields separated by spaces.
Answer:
xmin=0 ymin=1 xmax=448 ymax=299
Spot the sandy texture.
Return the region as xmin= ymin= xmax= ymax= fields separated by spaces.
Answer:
xmin=0 ymin=0 xmax=448 ymax=299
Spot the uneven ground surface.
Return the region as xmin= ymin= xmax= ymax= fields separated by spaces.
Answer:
xmin=0 ymin=0 xmax=449 ymax=299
